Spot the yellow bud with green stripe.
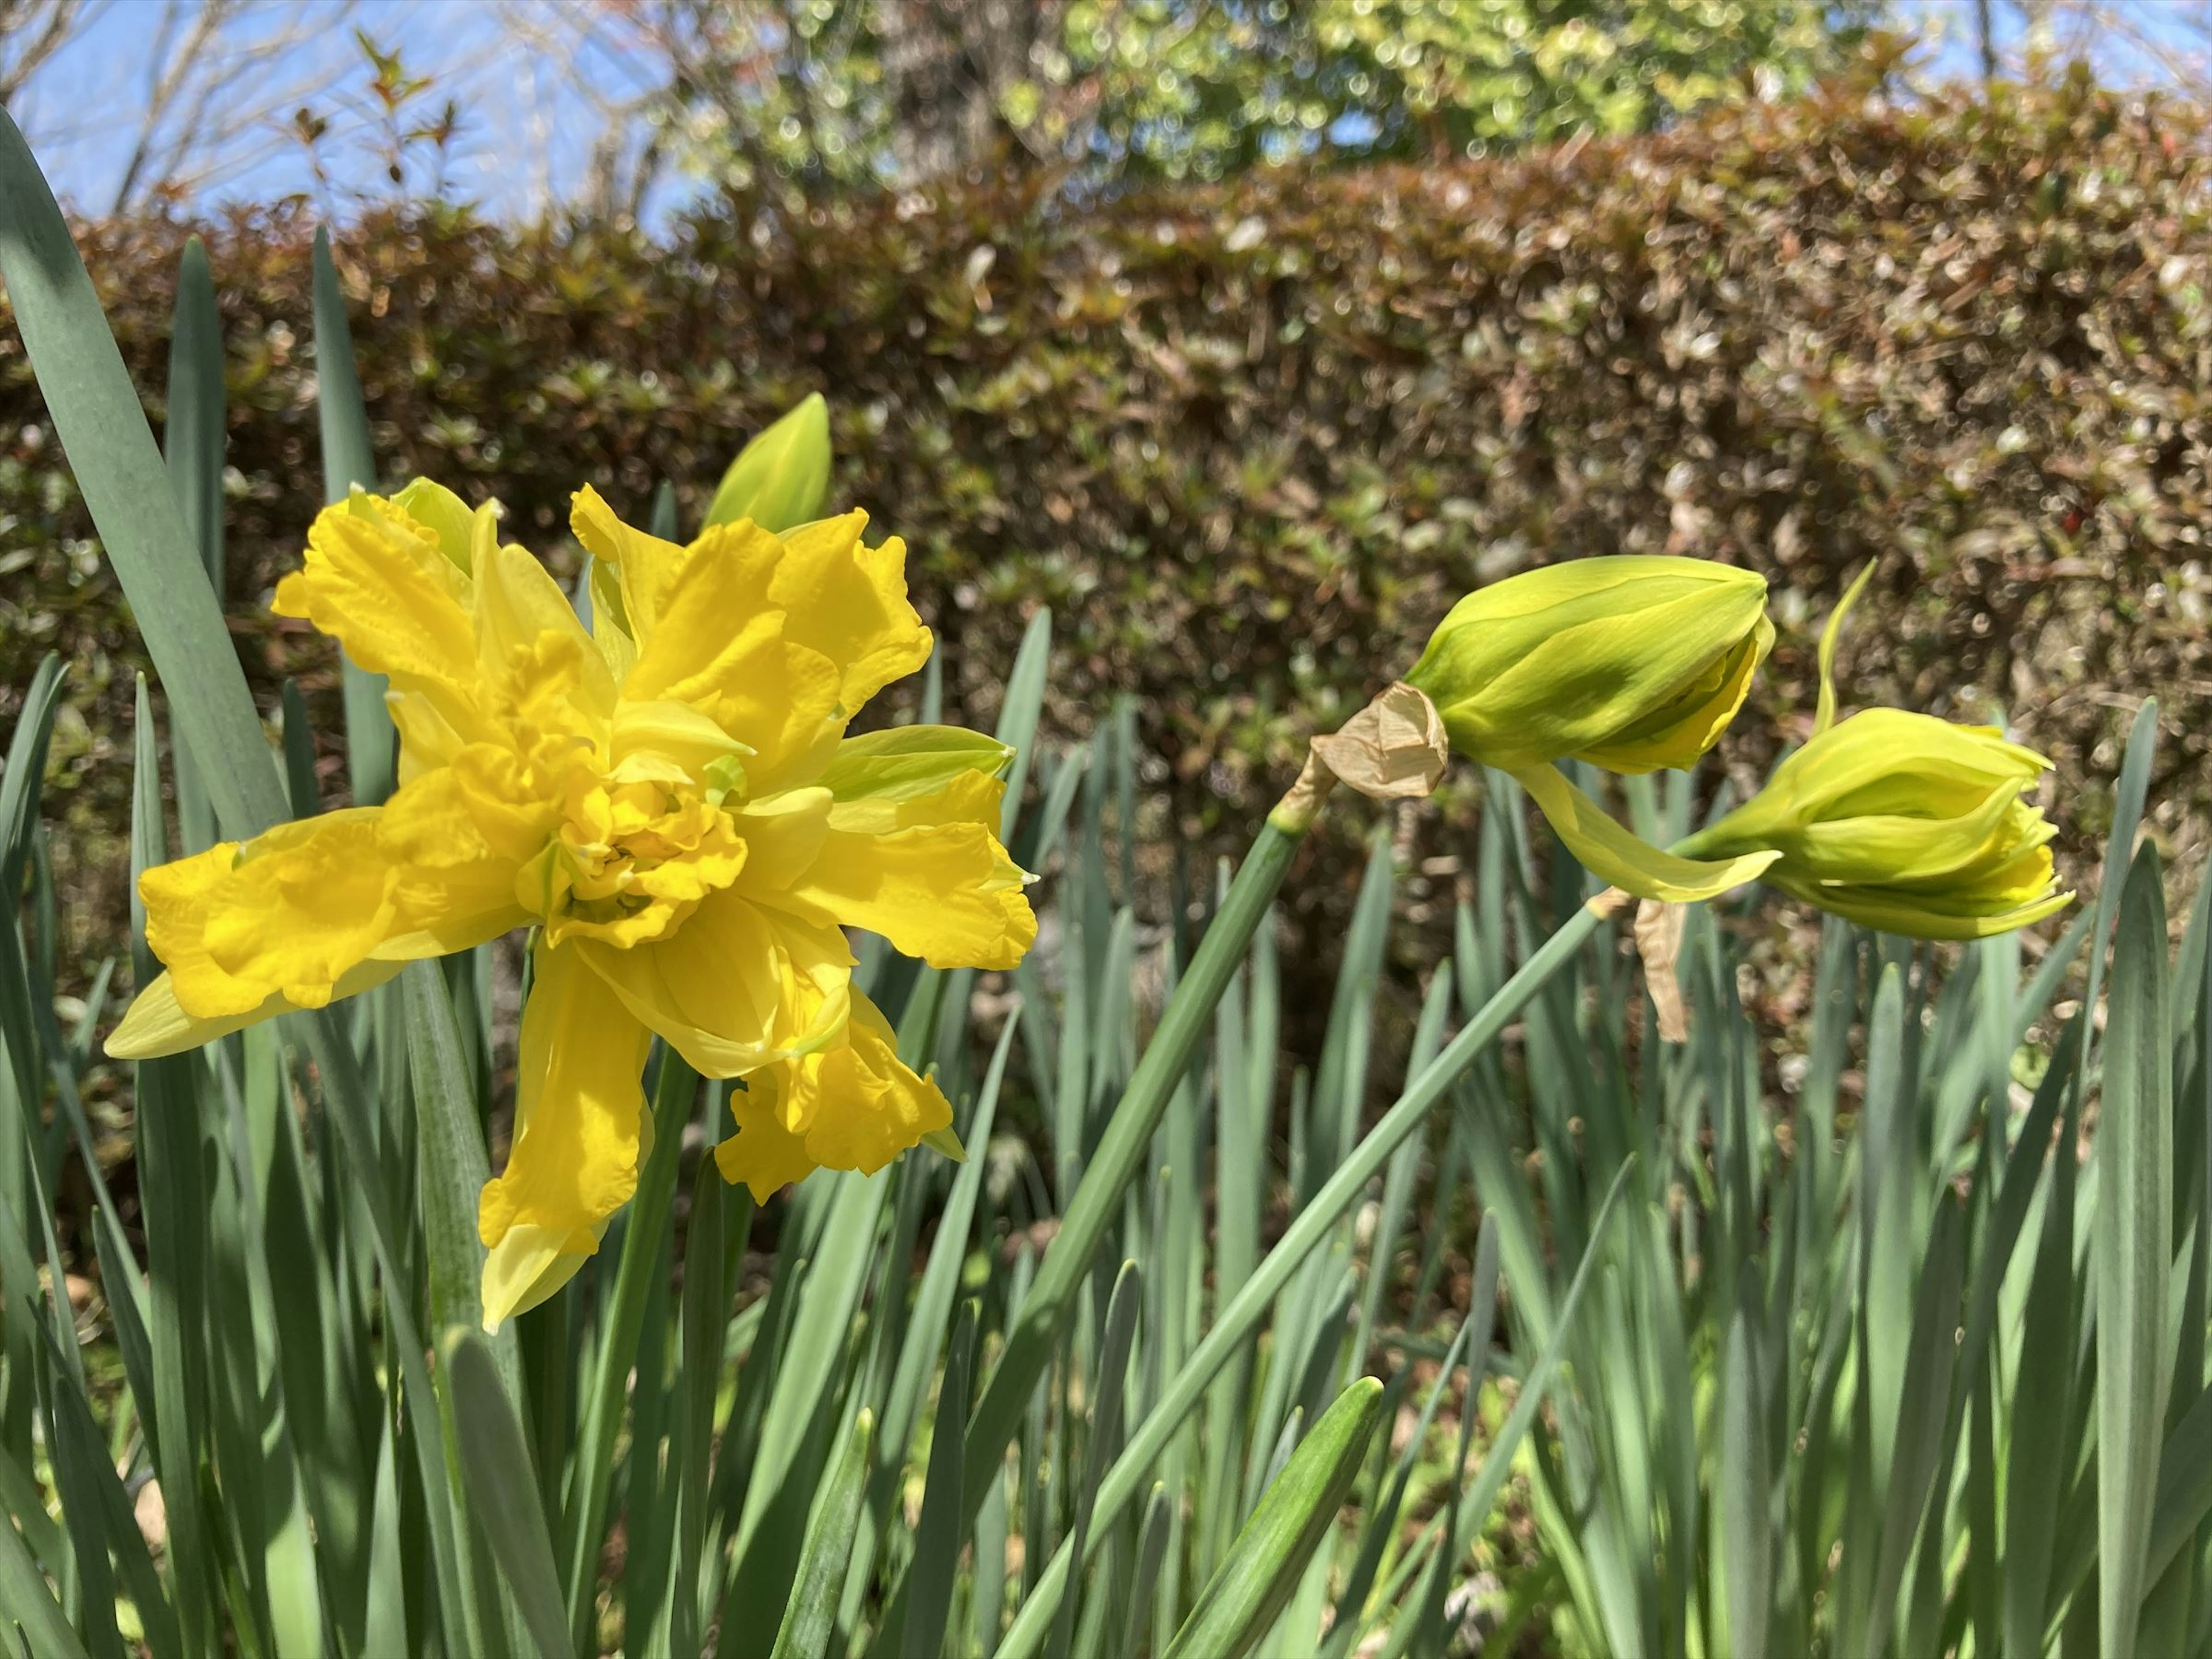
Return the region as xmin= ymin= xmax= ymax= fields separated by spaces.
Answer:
xmin=1406 ymin=555 xmax=1772 ymax=774
xmin=1674 ymin=709 xmax=2070 ymax=938
xmin=1669 ymin=562 xmax=2070 ymax=938
xmin=1399 ymin=554 xmax=1778 ymax=906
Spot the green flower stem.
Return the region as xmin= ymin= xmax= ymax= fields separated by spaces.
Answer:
xmin=991 ymin=899 xmax=1609 ymax=1659
xmin=563 ymin=1046 xmax=699 ymax=1647
xmin=961 ymin=798 xmax=1319 ymax=1510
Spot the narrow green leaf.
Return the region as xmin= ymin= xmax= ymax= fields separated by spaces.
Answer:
xmin=2099 ymin=842 xmax=2175 ymax=1654
xmin=1162 ymin=1378 xmax=1384 ymax=1659
xmin=1321 ymin=1222 xmax=1493 ymax=1659
xmin=0 ymin=111 xmax=286 ymax=839
xmin=1425 ymin=1158 xmax=1638 ymax=1584
xmin=290 ymin=1010 xmax=475 ymax=1656
xmin=988 ymin=911 xmax=1612 ymax=1659
xmin=564 ymin=1048 xmax=698 ymax=1643
xmin=672 ymin=1160 xmax=741 ymax=1659
xmin=310 ymin=226 xmax=394 ymax=805
xmin=1719 ymin=1285 xmax=1772 ymax=1659
xmin=904 ymin=1302 xmax=979 ymax=1659
xmin=124 ymin=678 xmax=216 ymax=1654
xmin=403 ymin=961 xmax=503 ymax=1362
xmin=443 ymin=1328 xmax=568 ymax=1659
xmin=35 ymin=1328 xmax=122 ymax=1659
xmin=2004 ymin=1078 xmax=2084 ymax=1649
xmin=1116 ymin=1484 xmax=1175 ymax=1659
xmin=881 ymin=1012 xmax=1020 ymax=1478
xmin=162 ymin=234 xmax=225 ymax=855
xmin=965 ymin=821 xmax=1306 ymax=1513
xmin=725 ymin=1168 xmax=892 ymax=1627
xmin=0 ymin=1480 xmax=87 ymax=1659
xmin=769 ymin=1408 xmax=876 ymax=1659
xmin=994 ymin=608 xmax=1054 ymax=844
xmin=278 ymin=679 xmax=318 ymax=819
xmin=1864 ymin=1198 xmax=1967 ymax=1656
xmin=1049 ymin=1263 xmax=1143 ymax=1659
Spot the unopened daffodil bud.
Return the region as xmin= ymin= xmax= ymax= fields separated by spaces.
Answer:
xmin=1395 ymin=555 xmax=1781 ymax=906
xmin=1674 ymin=709 xmax=2069 ymax=938
xmin=1406 ymin=556 xmax=1773 ymax=774
xmin=706 ymin=392 xmax=831 ymax=533
xmin=1672 ymin=563 xmax=2070 ymax=939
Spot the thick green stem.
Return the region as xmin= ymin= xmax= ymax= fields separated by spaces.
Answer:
xmin=961 ymin=813 xmax=1311 ymax=1508
xmin=990 ymin=900 xmax=1608 ymax=1659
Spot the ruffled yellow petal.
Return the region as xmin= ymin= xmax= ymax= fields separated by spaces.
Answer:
xmin=273 ymin=491 xmax=485 ymax=737
xmin=578 ymin=891 xmax=852 ymax=1077
xmin=713 ymin=992 xmax=951 ymax=1202
xmin=619 ymin=517 xmax=845 ymax=787
xmin=767 ymin=513 xmax=932 ymax=717
xmin=570 ymin=483 xmax=686 ymax=643
xmin=714 ymin=1075 xmax=817 ymax=1202
xmin=472 ymin=538 xmax=613 ymax=724
xmin=725 ymin=787 xmax=833 ymax=892
xmin=124 ymin=786 xmax=531 ymax=1053
xmin=775 ymin=771 xmax=1035 ymax=969
xmin=1512 ymin=764 xmax=1781 ymax=904
xmin=476 ymin=942 xmax=655 ymax=1294
xmin=150 ymin=813 xmax=399 ymax=1017
xmin=377 ymin=762 xmax=543 ymax=952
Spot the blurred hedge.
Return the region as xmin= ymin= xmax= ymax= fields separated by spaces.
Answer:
xmin=5 ymin=69 xmax=2209 ymax=998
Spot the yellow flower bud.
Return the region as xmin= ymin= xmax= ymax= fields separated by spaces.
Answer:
xmin=1406 ymin=556 xmax=1772 ymax=774
xmin=1675 ymin=708 xmax=2070 ymax=939
xmin=1672 ymin=564 xmax=2070 ymax=939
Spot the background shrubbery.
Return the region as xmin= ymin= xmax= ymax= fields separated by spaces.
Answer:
xmin=6 ymin=71 xmax=2206 ymax=1003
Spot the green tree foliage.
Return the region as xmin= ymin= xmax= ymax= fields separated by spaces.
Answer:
xmin=638 ymin=0 xmax=1865 ymax=196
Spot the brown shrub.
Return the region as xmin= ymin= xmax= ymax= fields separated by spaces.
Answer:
xmin=4 ymin=70 xmax=2206 ymax=1009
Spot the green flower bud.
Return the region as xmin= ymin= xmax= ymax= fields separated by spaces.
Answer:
xmin=706 ymin=392 xmax=831 ymax=533
xmin=1406 ymin=556 xmax=1772 ymax=774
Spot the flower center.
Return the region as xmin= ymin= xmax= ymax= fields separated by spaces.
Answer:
xmin=528 ymin=762 xmax=748 ymax=948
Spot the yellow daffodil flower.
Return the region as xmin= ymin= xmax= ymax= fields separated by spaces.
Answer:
xmin=1672 ymin=566 xmax=2070 ymax=939
xmin=1406 ymin=555 xmax=1782 ymax=902
xmin=108 ymin=478 xmax=1036 ymax=1325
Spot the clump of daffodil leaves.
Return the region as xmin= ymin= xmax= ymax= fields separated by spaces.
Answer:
xmin=1400 ymin=555 xmax=2070 ymax=937
xmin=110 ymin=397 xmax=1037 ymax=1326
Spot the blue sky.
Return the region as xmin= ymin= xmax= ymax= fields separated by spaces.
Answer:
xmin=10 ymin=1 xmax=2206 ymax=222
xmin=12 ymin=1 xmax=666 ymax=219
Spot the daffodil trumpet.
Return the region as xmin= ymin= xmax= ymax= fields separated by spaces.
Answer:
xmin=109 ymin=477 xmax=1036 ymax=1326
